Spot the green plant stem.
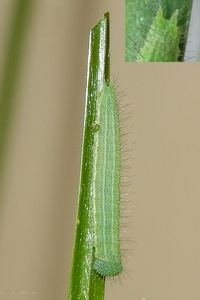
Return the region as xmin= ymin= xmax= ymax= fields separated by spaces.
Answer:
xmin=68 ymin=13 xmax=110 ymax=300
xmin=0 ymin=0 xmax=32 ymax=181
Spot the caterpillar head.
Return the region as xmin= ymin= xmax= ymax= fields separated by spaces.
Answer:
xmin=93 ymin=258 xmax=123 ymax=277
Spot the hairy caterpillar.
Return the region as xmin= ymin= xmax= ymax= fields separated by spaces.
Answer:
xmin=126 ymin=0 xmax=193 ymax=62
xmin=136 ymin=8 xmax=180 ymax=62
xmin=92 ymin=82 xmax=123 ymax=277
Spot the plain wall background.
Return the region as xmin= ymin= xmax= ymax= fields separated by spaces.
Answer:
xmin=1 ymin=1 xmax=200 ymax=300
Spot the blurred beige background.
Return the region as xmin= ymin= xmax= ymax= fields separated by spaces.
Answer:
xmin=1 ymin=1 xmax=200 ymax=300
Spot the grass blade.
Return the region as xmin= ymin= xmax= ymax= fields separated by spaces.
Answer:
xmin=68 ymin=13 xmax=110 ymax=300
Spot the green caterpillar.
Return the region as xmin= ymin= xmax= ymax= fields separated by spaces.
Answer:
xmin=136 ymin=8 xmax=180 ymax=62
xmin=92 ymin=82 xmax=123 ymax=277
xmin=126 ymin=0 xmax=193 ymax=62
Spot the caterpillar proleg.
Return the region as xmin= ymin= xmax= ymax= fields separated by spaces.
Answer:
xmin=92 ymin=82 xmax=123 ymax=277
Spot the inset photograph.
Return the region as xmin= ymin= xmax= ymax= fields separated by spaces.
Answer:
xmin=125 ymin=0 xmax=196 ymax=62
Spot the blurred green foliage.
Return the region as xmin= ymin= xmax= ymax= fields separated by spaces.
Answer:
xmin=0 ymin=0 xmax=32 ymax=181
